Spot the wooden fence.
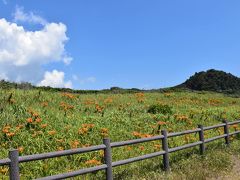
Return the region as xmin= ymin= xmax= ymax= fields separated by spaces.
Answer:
xmin=1 ymin=120 xmax=240 ymax=180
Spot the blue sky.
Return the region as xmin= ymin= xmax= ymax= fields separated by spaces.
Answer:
xmin=0 ymin=1 xmax=240 ymax=90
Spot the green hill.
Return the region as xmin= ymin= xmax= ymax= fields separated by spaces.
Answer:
xmin=180 ymin=69 xmax=240 ymax=93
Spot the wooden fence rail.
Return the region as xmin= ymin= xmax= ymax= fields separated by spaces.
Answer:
xmin=1 ymin=119 xmax=240 ymax=180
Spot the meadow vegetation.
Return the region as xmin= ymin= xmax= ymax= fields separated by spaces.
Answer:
xmin=0 ymin=89 xmax=240 ymax=179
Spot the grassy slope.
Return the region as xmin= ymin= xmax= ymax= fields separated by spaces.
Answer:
xmin=0 ymin=89 xmax=240 ymax=179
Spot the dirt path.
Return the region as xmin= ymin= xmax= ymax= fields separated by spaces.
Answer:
xmin=209 ymin=155 xmax=240 ymax=180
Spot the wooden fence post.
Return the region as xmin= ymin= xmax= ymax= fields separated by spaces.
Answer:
xmin=103 ymin=138 xmax=113 ymax=180
xmin=223 ymin=120 xmax=230 ymax=146
xmin=198 ymin=125 xmax=205 ymax=155
xmin=161 ymin=130 xmax=170 ymax=171
xmin=9 ymin=149 xmax=20 ymax=180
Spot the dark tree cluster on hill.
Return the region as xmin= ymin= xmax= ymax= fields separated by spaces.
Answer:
xmin=182 ymin=69 xmax=240 ymax=93
xmin=0 ymin=80 xmax=33 ymax=90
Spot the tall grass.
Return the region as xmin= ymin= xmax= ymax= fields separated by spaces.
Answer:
xmin=0 ymin=89 xmax=240 ymax=179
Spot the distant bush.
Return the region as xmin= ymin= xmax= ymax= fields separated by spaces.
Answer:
xmin=147 ymin=104 xmax=173 ymax=115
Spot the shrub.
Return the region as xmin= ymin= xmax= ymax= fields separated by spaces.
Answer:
xmin=147 ymin=104 xmax=173 ymax=115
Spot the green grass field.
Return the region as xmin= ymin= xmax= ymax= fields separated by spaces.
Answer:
xmin=0 ymin=89 xmax=240 ymax=179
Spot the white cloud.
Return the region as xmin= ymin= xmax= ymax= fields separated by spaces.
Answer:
xmin=0 ymin=8 xmax=73 ymax=87
xmin=0 ymin=6 xmax=73 ymax=88
xmin=63 ymin=56 xmax=73 ymax=65
xmin=13 ymin=6 xmax=47 ymax=25
xmin=38 ymin=70 xmax=72 ymax=88
xmin=0 ymin=18 xmax=70 ymax=66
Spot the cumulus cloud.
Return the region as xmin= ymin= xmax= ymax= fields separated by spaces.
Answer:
xmin=13 ymin=6 xmax=47 ymax=25
xmin=0 ymin=7 xmax=73 ymax=87
xmin=38 ymin=70 xmax=72 ymax=88
xmin=0 ymin=18 xmax=70 ymax=66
